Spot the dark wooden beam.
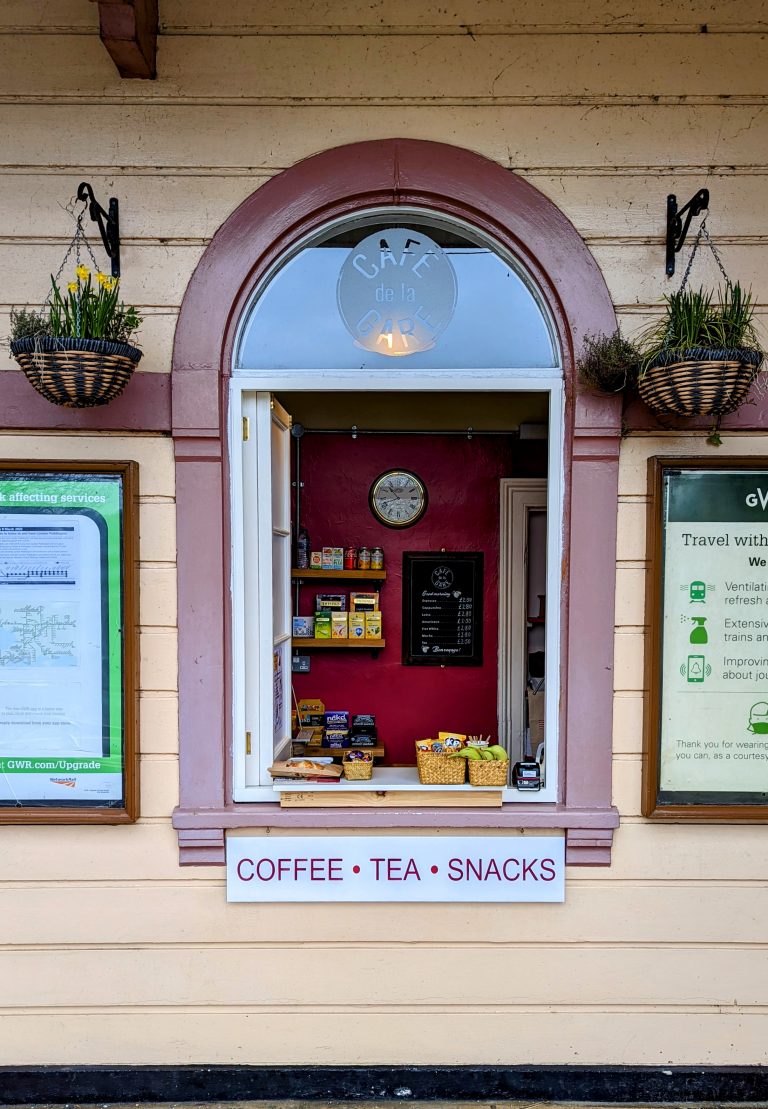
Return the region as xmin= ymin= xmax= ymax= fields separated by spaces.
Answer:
xmin=95 ymin=0 xmax=158 ymax=79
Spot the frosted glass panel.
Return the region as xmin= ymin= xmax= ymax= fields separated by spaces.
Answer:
xmin=235 ymin=214 xmax=558 ymax=371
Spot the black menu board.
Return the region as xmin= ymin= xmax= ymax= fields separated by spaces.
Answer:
xmin=403 ymin=552 xmax=483 ymax=667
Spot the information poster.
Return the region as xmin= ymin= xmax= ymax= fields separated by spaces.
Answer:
xmin=0 ymin=471 xmax=126 ymax=809
xmin=657 ymin=467 xmax=768 ymax=806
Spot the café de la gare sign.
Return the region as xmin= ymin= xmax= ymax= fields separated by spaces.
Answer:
xmin=645 ymin=462 xmax=768 ymax=817
xmin=336 ymin=227 xmax=457 ymax=356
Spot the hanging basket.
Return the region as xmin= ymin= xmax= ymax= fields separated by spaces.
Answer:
xmin=638 ymin=346 xmax=763 ymax=417
xmin=10 ymin=336 xmax=142 ymax=409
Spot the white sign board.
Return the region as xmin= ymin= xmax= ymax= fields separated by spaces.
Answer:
xmin=226 ymin=835 xmax=564 ymax=902
xmin=658 ymin=468 xmax=768 ymax=803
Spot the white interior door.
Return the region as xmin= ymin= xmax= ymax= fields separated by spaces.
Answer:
xmin=241 ymin=392 xmax=293 ymax=788
xmin=498 ymin=478 xmax=547 ymax=762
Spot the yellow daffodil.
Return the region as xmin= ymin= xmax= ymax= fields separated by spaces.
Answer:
xmin=67 ymin=281 xmax=78 ymax=294
xmin=75 ymin=264 xmax=89 ymax=281
xmin=104 ymin=276 xmax=118 ymax=291
xmin=97 ymin=272 xmax=108 ymax=286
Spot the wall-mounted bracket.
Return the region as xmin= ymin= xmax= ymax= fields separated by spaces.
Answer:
xmin=666 ymin=188 xmax=709 ymax=277
xmin=77 ymin=182 xmax=120 ymax=278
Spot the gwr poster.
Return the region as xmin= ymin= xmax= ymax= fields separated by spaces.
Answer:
xmin=0 ymin=472 xmax=126 ymax=808
xmin=658 ymin=468 xmax=768 ymax=805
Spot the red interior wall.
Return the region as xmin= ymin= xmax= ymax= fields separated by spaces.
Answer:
xmin=292 ymin=433 xmax=516 ymax=763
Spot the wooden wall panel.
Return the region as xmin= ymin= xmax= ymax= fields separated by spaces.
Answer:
xmin=2 ymin=104 xmax=768 ymax=171
xmin=1 ymin=172 xmax=766 ymax=241
xmin=0 ymin=1010 xmax=765 ymax=1067
xmin=3 ymin=0 xmax=768 ymax=34
xmin=1 ymin=881 xmax=763 ymax=946
xmin=0 ymin=0 xmax=766 ymax=1070
xmin=4 ymin=33 xmax=766 ymax=101
xmin=1 ymin=945 xmax=765 ymax=1008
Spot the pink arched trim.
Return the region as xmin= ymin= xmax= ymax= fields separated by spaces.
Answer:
xmin=170 ymin=139 xmax=621 ymax=865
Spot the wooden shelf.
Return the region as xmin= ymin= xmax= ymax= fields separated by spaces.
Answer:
xmin=291 ymin=569 xmax=387 ymax=581
xmin=292 ymin=637 xmax=385 ymax=649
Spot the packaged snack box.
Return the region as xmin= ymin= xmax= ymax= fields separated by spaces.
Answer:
xmin=297 ymin=698 xmax=324 ymax=722
xmin=324 ymin=729 xmax=351 ymax=748
xmin=314 ymin=613 xmax=332 ymax=638
xmin=365 ymin=611 xmax=382 ymax=639
xmin=316 ymin=593 xmax=346 ymax=611
xmin=310 ymin=551 xmax=323 ymax=569
xmin=321 ymin=547 xmax=335 ymax=570
xmin=331 ymin=612 xmax=349 ymax=638
xmin=325 ymin=710 xmax=349 ymax=729
xmin=331 ymin=546 xmax=344 ymax=569
xmin=351 ymin=591 xmax=379 ymax=611
xmin=352 ymin=714 xmax=376 ymax=728
xmin=348 ymin=612 xmax=366 ymax=639
xmin=292 ymin=616 xmax=315 ymax=638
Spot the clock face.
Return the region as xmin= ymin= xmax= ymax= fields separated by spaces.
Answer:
xmin=369 ymin=470 xmax=428 ymax=529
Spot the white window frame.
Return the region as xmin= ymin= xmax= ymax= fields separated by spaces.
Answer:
xmin=497 ymin=478 xmax=548 ymax=766
xmin=230 ymin=370 xmax=563 ymax=804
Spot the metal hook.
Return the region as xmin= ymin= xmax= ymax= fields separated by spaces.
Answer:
xmin=76 ymin=182 xmax=121 ymax=277
xmin=665 ymin=188 xmax=709 ymax=277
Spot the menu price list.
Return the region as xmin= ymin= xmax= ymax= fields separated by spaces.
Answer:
xmin=403 ymin=552 xmax=483 ymax=667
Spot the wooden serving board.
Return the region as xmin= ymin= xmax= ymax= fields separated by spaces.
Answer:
xmin=268 ymin=761 xmax=342 ymax=780
xmin=280 ymin=790 xmax=502 ymax=808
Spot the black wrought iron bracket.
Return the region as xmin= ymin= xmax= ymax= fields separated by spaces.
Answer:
xmin=77 ymin=181 xmax=120 ymax=277
xmin=666 ymin=188 xmax=709 ymax=277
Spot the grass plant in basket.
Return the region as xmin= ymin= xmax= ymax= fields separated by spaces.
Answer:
xmin=577 ymin=329 xmax=641 ymax=394
xmin=9 ymin=265 xmax=142 ymax=408
xmin=637 ymin=282 xmax=764 ymax=435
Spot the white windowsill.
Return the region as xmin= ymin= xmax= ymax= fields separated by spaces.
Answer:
xmin=271 ymin=766 xmax=505 ymax=793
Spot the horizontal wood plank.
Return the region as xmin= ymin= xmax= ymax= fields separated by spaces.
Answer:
xmin=280 ymin=789 xmax=500 ymax=807
xmin=3 ymin=0 xmax=768 ymax=34
xmin=0 ymin=944 xmax=765 ymax=1008
xmin=1 ymin=880 xmax=765 ymax=946
xmin=2 ymin=33 xmax=768 ymax=102
xmin=2 ymin=172 xmax=768 ymax=242
xmin=1 ymin=104 xmax=767 ymax=173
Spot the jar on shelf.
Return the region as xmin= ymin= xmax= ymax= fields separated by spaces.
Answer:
xmin=370 ymin=547 xmax=384 ymax=571
xmin=358 ymin=546 xmax=371 ymax=570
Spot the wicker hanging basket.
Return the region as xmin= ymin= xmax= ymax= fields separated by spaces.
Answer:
xmin=10 ymin=336 xmax=142 ymax=409
xmin=638 ymin=346 xmax=763 ymax=417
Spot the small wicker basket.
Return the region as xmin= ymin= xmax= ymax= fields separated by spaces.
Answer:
xmin=342 ymin=754 xmax=374 ymax=781
xmin=416 ymin=749 xmax=466 ymax=785
xmin=468 ymin=758 xmax=509 ymax=787
xmin=638 ymin=347 xmax=762 ymax=417
xmin=11 ymin=336 xmax=143 ymax=409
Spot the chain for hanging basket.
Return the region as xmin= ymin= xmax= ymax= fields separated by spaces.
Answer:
xmin=10 ymin=196 xmax=142 ymax=408
xmin=639 ymin=214 xmax=763 ymax=443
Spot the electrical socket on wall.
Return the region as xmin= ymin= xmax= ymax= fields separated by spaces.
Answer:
xmin=292 ymin=655 xmax=311 ymax=673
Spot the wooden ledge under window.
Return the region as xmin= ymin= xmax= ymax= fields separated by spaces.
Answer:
xmin=172 ymin=802 xmax=619 ymax=867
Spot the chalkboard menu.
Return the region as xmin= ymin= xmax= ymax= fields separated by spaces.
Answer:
xmin=403 ymin=552 xmax=483 ymax=666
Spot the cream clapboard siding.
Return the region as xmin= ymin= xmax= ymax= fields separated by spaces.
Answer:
xmin=0 ymin=0 xmax=766 ymax=1067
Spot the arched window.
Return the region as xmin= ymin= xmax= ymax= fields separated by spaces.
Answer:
xmin=171 ymin=139 xmax=621 ymax=866
xmin=235 ymin=210 xmax=559 ymax=371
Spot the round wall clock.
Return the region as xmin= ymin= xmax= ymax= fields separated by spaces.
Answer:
xmin=369 ymin=469 xmax=428 ymax=529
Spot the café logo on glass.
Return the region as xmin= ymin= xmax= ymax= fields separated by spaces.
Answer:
xmin=337 ymin=227 xmax=457 ymax=357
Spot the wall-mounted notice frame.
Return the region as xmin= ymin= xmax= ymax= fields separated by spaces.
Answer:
xmin=644 ymin=458 xmax=768 ymax=820
xmin=0 ymin=463 xmax=138 ymax=824
xmin=403 ymin=551 xmax=483 ymax=666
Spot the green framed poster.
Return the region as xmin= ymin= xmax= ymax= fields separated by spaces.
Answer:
xmin=644 ymin=458 xmax=768 ymax=819
xmin=0 ymin=463 xmax=138 ymax=823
